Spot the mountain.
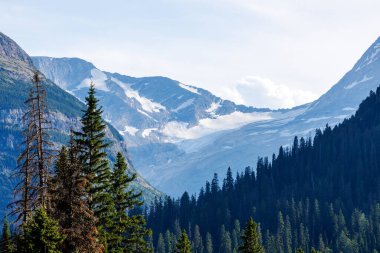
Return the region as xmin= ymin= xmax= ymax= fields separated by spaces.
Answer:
xmin=0 ymin=32 xmax=160 ymax=218
xmin=147 ymin=85 xmax=380 ymax=253
xmin=32 ymin=36 xmax=380 ymax=196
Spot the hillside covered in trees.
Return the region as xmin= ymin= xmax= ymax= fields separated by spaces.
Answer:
xmin=147 ymin=86 xmax=380 ymax=253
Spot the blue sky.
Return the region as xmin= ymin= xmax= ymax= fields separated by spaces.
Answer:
xmin=1 ymin=0 xmax=380 ymax=108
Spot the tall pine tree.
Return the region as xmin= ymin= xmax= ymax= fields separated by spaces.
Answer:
xmin=75 ymin=83 xmax=114 ymax=249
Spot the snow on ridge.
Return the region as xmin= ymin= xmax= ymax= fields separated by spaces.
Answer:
xmin=342 ymin=107 xmax=357 ymax=111
xmin=120 ymin=125 xmax=139 ymax=136
xmin=172 ymin=99 xmax=195 ymax=113
xmin=179 ymin=83 xmax=200 ymax=95
xmin=111 ymin=77 xmax=166 ymax=113
xmin=356 ymin=43 xmax=380 ymax=71
xmin=206 ymin=101 xmax=221 ymax=116
xmin=344 ymin=75 xmax=373 ymax=89
xmin=78 ymin=68 xmax=109 ymax=91
xmin=161 ymin=111 xmax=273 ymax=142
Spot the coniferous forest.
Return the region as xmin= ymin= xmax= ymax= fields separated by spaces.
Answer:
xmin=146 ymin=87 xmax=380 ymax=253
xmin=2 ymin=71 xmax=380 ymax=252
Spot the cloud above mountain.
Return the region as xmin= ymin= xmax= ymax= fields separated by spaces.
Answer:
xmin=219 ymin=76 xmax=318 ymax=109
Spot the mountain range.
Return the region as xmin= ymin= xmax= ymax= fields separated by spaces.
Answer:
xmin=32 ymin=36 xmax=380 ymax=196
xmin=0 ymin=32 xmax=161 ymax=218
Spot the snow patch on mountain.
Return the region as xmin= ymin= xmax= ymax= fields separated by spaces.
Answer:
xmin=120 ymin=125 xmax=139 ymax=136
xmin=172 ymin=99 xmax=195 ymax=112
xmin=179 ymin=83 xmax=200 ymax=95
xmin=206 ymin=101 xmax=221 ymax=117
xmin=111 ymin=77 xmax=166 ymax=113
xmin=161 ymin=111 xmax=273 ymax=141
xmin=344 ymin=75 xmax=373 ymax=89
xmin=142 ymin=128 xmax=157 ymax=138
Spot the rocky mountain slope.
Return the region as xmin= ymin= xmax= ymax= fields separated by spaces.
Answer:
xmin=0 ymin=32 xmax=160 ymax=218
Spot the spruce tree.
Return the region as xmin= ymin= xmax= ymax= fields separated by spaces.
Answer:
xmin=108 ymin=152 xmax=152 ymax=252
xmin=51 ymin=138 xmax=102 ymax=253
xmin=176 ymin=230 xmax=192 ymax=253
xmin=238 ymin=218 xmax=264 ymax=253
xmin=75 ymin=83 xmax=114 ymax=248
xmin=0 ymin=216 xmax=13 ymax=253
xmin=21 ymin=208 xmax=64 ymax=253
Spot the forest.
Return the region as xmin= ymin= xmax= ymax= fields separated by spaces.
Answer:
xmin=146 ymin=86 xmax=380 ymax=253
xmin=1 ymin=72 xmax=380 ymax=252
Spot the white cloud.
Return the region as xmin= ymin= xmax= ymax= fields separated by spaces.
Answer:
xmin=218 ymin=76 xmax=318 ymax=109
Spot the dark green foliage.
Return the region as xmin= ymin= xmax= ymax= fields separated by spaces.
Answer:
xmin=75 ymin=83 xmax=114 ymax=247
xmin=20 ymin=208 xmax=64 ymax=253
xmin=176 ymin=230 xmax=192 ymax=253
xmin=108 ymin=152 xmax=152 ymax=252
xmin=0 ymin=216 xmax=13 ymax=253
xmin=147 ymin=87 xmax=380 ymax=252
xmin=238 ymin=218 xmax=264 ymax=253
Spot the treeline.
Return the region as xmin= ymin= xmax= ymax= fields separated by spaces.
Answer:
xmin=147 ymin=87 xmax=380 ymax=252
xmin=0 ymin=72 xmax=151 ymax=253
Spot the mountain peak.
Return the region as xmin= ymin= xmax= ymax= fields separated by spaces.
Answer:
xmin=0 ymin=32 xmax=33 ymax=66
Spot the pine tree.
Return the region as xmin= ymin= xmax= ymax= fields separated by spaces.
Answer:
xmin=238 ymin=218 xmax=264 ymax=253
xmin=176 ymin=230 xmax=192 ymax=253
xmin=75 ymin=83 xmax=114 ymax=248
xmin=20 ymin=208 xmax=64 ymax=253
xmin=51 ymin=137 xmax=102 ymax=253
xmin=108 ymin=152 xmax=152 ymax=252
xmin=0 ymin=216 xmax=13 ymax=253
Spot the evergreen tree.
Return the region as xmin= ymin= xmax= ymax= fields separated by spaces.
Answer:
xmin=220 ymin=225 xmax=232 ymax=253
xmin=51 ymin=138 xmax=102 ymax=253
xmin=0 ymin=216 xmax=13 ymax=253
xmin=176 ymin=230 xmax=192 ymax=253
xmin=238 ymin=218 xmax=264 ymax=253
xmin=20 ymin=208 xmax=64 ymax=253
xmin=75 ymin=83 xmax=114 ymax=248
xmin=193 ymin=225 xmax=203 ymax=253
xmin=157 ymin=233 xmax=165 ymax=253
xmin=109 ymin=152 xmax=152 ymax=252
xmin=205 ymin=233 xmax=213 ymax=253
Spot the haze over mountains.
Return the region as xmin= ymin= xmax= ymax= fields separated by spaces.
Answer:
xmin=32 ymin=36 xmax=380 ymax=196
xmin=0 ymin=32 xmax=160 ymax=218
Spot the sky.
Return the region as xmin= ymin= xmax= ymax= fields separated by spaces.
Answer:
xmin=1 ymin=0 xmax=380 ymax=109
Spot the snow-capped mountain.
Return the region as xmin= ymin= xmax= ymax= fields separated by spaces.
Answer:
xmin=33 ymin=36 xmax=380 ymax=196
xmin=0 ymin=32 xmax=161 ymax=218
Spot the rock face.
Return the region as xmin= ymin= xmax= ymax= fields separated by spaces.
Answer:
xmin=0 ymin=32 xmax=33 ymax=65
xmin=33 ymin=36 xmax=380 ymax=196
xmin=0 ymin=33 xmax=161 ymax=218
